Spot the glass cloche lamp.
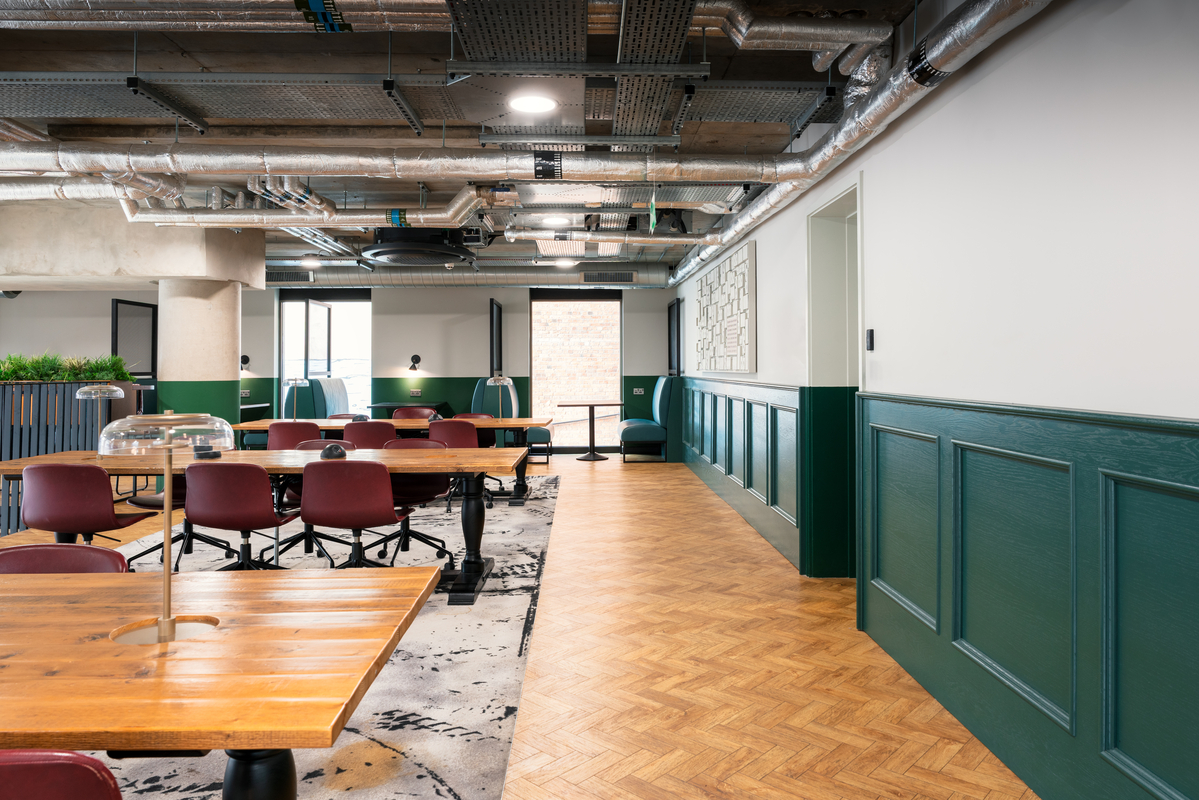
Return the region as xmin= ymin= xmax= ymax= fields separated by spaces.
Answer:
xmin=486 ymin=372 xmax=518 ymax=421
xmin=76 ymin=384 xmax=125 ymax=452
xmin=100 ymin=413 xmax=235 ymax=644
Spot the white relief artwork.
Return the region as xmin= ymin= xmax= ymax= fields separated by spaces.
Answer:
xmin=695 ymin=241 xmax=756 ymax=373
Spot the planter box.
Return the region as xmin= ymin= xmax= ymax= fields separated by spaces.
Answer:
xmin=0 ymin=380 xmax=110 ymax=535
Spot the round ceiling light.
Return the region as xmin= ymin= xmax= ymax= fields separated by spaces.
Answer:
xmin=508 ymin=95 xmax=558 ymax=113
xmin=541 ymin=216 xmax=570 ymax=226
xmin=554 ymin=259 xmax=578 ymax=268
xmin=299 ymin=254 xmax=322 ymax=270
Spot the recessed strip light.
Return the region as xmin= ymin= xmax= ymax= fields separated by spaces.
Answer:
xmin=541 ymin=216 xmax=570 ymax=226
xmin=508 ymin=95 xmax=558 ymax=113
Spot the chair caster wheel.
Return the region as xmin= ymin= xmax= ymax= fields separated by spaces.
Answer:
xmin=378 ymin=549 xmax=388 ymax=559
xmin=436 ymin=551 xmax=447 ymax=559
xmin=486 ymin=502 xmax=494 ymax=509
xmin=225 ymin=550 xmax=235 ymax=558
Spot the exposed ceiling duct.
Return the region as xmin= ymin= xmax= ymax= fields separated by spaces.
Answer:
xmin=0 ymin=118 xmax=52 ymax=143
xmin=0 ymin=0 xmax=893 ymax=52
xmin=668 ymin=0 xmax=1053 ymax=287
xmin=114 ymin=184 xmax=502 ymax=228
xmin=0 ymin=175 xmax=149 ymax=200
xmin=266 ymin=263 xmax=669 ymax=288
xmin=505 ymin=226 xmax=720 ymax=246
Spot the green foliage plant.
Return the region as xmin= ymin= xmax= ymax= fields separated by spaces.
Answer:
xmin=0 ymin=352 xmax=136 ymax=383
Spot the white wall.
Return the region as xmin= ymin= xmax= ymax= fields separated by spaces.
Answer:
xmin=676 ymin=0 xmax=1199 ymax=420
xmin=622 ymin=288 xmax=674 ymax=375
xmin=0 ymin=289 xmax=158 ymax=358
xmin=679 ymin=208 xmax=809 ymax=386
xmin=240 ymin=289 xmax=277 ymax=378
xmin=371 ymin=288 xmax=531 ymax=378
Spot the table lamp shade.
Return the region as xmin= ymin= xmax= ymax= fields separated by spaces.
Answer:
xmin=485 ymin=375 xmax=517 ymax=420
xmin=76 ymin=384 xmax=125 ymax=400
xmin=100 ymin=413 xmax=235 ymax=456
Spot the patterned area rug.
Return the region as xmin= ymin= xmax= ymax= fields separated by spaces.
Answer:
xmin=102 ymin=474 xmax=559 ymax=800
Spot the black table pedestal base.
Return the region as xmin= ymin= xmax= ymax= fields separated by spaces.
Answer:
xmin=224 ymin=749 xmax=296 ymax=800
xmin=576 ymin=451 xmax=608 ymax=461
xmin=438 ymin=557 xmax=494 ymax=605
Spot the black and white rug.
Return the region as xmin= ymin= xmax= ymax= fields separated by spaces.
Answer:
xmin=103 ymin=474 xmax=559 ymax=800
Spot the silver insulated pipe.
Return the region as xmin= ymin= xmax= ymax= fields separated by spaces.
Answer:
xmin=269 ymin=263 xmax=670 ymax=289
xmin=668 ymin=0 xmax=1053 ymax=286
xmin=505 ymin=227 xmax=722 ymax=246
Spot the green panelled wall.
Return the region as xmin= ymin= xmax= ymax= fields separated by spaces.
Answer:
xmin=621 ymin=375 xmax=660 ymax=423
xmin=370 ymin=377 xmax=530 ymax=424
xmin=238 ymin=377 xmax=278 ymax=419
xmin=680 ymin=378 xmax=856 ymax=576
xmin=857 ymin=392 xmax=1199 ymax=800
xmin=156 ymin=380 xmax=240 ymax=426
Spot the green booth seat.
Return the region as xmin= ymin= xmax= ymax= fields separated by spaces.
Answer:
xmin=241 ymin=378 xmax=350 ymax=449
xmin=618 ymin=376 xmax=674 ymax=461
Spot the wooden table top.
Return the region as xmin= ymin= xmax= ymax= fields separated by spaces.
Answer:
xmin=557 ymin=402 xmax=625 ymax=407
xmin=0 ymin=448 xmax=528 ymax=478
xmin=232 ymin=417 xmax=553 ymax=432
xmin=0 ymin=568 xmax=440 ymax=750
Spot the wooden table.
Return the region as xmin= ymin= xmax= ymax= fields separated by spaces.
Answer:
xmin=0 ymin=568 xmax=440 ymax=800
xmin=0 ymin=448 xmax=526 ymax=605
xmin=231 ymin=417 xmax=553 ymax=505
xmin=557 ymin=402 xmax=623 ymax=461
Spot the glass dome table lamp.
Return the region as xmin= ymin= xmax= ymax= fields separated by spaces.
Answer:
xmin=486 ymin=373 xmax=517 ymax=421
xmin=100 ymin=413 xmax=235 ymax=644
xmin=75 ymin=384 xmax=125 ymax=453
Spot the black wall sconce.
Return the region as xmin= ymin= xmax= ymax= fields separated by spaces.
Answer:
xmin=409 ymin=354 xmax=421 ymax=371
xmin=240 ymin=354 xmax=250 ymax=370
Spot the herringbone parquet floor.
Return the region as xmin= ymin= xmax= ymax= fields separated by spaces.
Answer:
xmin=508 ymin=458 xmax=1040 ymax=800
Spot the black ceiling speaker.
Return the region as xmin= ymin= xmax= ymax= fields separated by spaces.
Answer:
xmin=361 ymin=228 xmax=475 ymax=268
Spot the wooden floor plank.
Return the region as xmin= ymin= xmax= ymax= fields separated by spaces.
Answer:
xmin=508 ymin=458 xmax=1035 ymax=800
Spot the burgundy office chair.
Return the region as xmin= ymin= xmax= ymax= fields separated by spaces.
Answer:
xmin=267 ymin=421 xmax=323 ymax=450
xmin=124 ymin=473 xmax=236 ymax=573
xmin=429 ymin=419 xmax=488 ymax=511
xmin=258 ymin=439 xmax=356 ymax=567
xmin=184 ymin=463 xmax=299 ymax=571
xmin=380 ymin=439 xmax=455 ymax=569
xmin=0 ymin=543 xmax=128 ymax=574
xmin=300 ymin=459 xmax=411 ymax=569
xmin=342 ymin=420 xmax=398 ymax=449
xmin=453 ymin=413 xmax=497 ymax=447
xmin=0 ymin=750 xmax=122 ymax=800
xmin=392 ymin=407 xmax=436 ymax=419
xmin=393 ymin=406 xmax=436 ymax=439
xmin=452 ymin=414 xmax=507 ymax=504
xmin=21 ymin=464 xmax=155 ymax=545
xmin=328 ymin=413 xmax=364 ymax=419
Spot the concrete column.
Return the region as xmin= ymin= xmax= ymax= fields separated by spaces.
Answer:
xmin=157 ymin=278 xmax=241 ymax=424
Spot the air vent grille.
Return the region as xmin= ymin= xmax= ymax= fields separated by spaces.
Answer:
xmin=266 ymin=271 xmax=315 ymax=283
xmin=581 ymin=271 xmax=636 ymax=284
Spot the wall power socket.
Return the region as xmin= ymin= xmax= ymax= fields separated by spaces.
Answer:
xmin=240 ymin=389 xmax=251 ymax=398
xmin=410 ymin=389 xmax=422 ymax=397
xmin=633 ymin=387 xmax=645 ymax=395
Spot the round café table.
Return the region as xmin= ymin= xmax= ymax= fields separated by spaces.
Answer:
xmin=557 ymin=401 xmax=624 ymax=461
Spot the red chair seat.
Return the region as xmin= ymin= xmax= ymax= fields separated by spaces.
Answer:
xmin=0 ymin=750 xmax=122 ymax=800
xmin=22 ymin=464 xmax=155 ymax=536
xmin=454 ymin=413 xmax=496 ymax=447
xmin=342 ymin=420 xmax=398 ymax=450
xmin=267 ymin=421 xmax=323 ymax=450
xmin=0 ymin=543 xmax=128 ymax=574
xmin=185 ymin=463 xmax=300 ymax=532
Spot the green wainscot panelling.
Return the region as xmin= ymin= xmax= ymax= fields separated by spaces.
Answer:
xmin=801 ymin=386 xmax=857 ymax=578
xmin=857 ymin=392 xmax=1199 ymax=800
xmin=238 ymin=377 xmax=278 ymax=421
xmin=621 ymin=376 xmax=660 ymax=422
xmin=870 ymin=424 xmax=940 ymax=629
xmin=370 ymin=377 xmax=530 ymax=423
xmin=157 ymin=380 xmax=241 ymax=426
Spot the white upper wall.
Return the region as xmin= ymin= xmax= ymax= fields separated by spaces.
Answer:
xmin=622 ymin=288 xmax=674 ymax=376
xmin=240 ymin=288 xmax=277 ymax=378
xmin=0 ymin=290 xmax=158 ymax=359
xmin=371 ymin=288 xmax=532 ymax=378
xmin=676 ymin=0 xmax=1199 ymax=420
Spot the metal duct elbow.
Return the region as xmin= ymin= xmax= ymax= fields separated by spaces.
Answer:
xmin=812 ymin=48 xmax=848 ymax=72
xmin=838 ymin=42 xmax=876 ymax=75
xmin=668 ymin=0 xmax=1052 ymax=287
xmin=101 ymin=170 xmax=186 ymax=201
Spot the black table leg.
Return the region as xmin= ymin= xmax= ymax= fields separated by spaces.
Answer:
xmin=510 ymin=428 xmax=529 ymax=506
xmin=578 ymin=404 xmax=608 ymax=461
xmin=224 ymin=749 xmax=296 ymax=800
xmin=437 ymin=473 xmax=492 ymax=605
